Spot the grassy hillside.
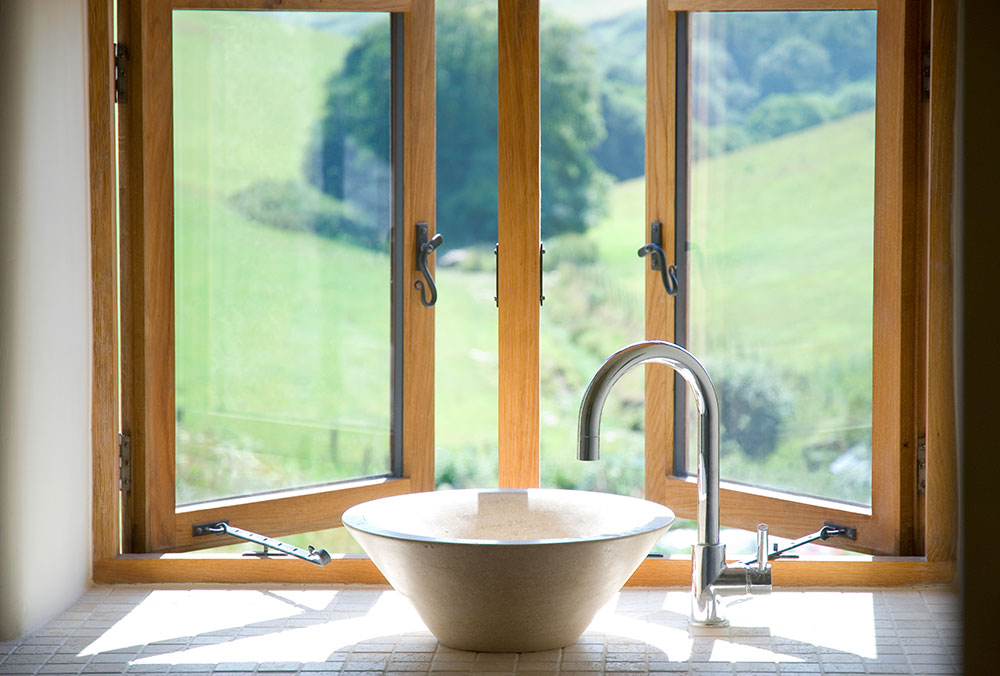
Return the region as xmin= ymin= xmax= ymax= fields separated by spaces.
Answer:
xmin=688 ymin=112 xmax=875 ymax=365
xmin=171 ymin=10 xmax=875 ymax=525
xmin=172 ymin=11 xmax=354 ymax=191
xmin=684 ymin=112 xmax=875 ymax=502
xmin=172 ymin=12 xmax=390 ymax=505
xmin=537 ymin=111 xmax=875 ymax=503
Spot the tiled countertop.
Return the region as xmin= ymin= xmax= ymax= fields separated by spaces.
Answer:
xmin=1 ymin=587 xmax=958 ymax=675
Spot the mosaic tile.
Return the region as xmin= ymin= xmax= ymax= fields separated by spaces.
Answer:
xmin=1 ymin=588 xmax=964 ymax=676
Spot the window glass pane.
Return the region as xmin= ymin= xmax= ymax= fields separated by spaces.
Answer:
xmin=433 ymin=0 xmax=500 ymax=490
xmin=539 ymin=0 xmax=647 ymax=495
xmin=682 ymin=11 xmax=877 ymax=506
xmin=173 ymin=11 xmax=392 ymax=505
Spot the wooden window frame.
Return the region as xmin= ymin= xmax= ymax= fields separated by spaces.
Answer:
xmin=644 ymin=0 xmax=911 ymax=557
xmin=637 ymin=0 xmax=955 ymax=567
xmin=92 ymin=0 xmax=436 ymax=572
xmin=490 ymin=0 xmax=954 ymax=580
xmin=90 ymin=0 xmax=957 ymax=585
xmin=637 ymin=0 xmax=956 ymax=567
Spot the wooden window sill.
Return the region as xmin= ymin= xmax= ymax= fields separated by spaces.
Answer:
xmin=92 ymin=553 xmax=956 ymax=587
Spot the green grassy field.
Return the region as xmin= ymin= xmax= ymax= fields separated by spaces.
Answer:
xmin=688 ymin=112 xmax=875 ymax=364
xmin=683 ymin=112 xmax=874 ymax=502
xmin=172 ymin=11 xmax=875 ymax=546
xmin=173 ymin=12 xmax=392 ymax=504
xmin=535 ymin=112 xmax=874 ymax=504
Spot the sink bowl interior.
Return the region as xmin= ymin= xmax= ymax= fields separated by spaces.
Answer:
xmin=346 ymin=487 xmax=671 ymax=543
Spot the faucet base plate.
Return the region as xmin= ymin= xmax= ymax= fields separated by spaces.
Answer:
xmin=689 ymin=618 xmax=730 ymax=628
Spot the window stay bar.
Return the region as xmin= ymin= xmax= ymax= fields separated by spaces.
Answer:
xmin=192 ymin=521 xmax=332 ymax=566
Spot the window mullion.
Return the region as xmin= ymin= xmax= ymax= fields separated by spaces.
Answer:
xmin=401 ymin=0 xmax=437 ymax=493
xmin=497 ymin=0 xmax=541 ymax=489
xmin=648 ymin=0 xmax=915 ymax=556
xmin=645 ymin=0 xmax=677 ymax=506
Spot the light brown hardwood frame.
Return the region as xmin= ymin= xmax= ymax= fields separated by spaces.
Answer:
xmin=92 ymin=0 xmax=957 ymax=585
xmin=102 ymin=0 xmax=436 ymax=557
xmin=497 ymin=0 xmax=541 ymax=489
xmin=644 ymin=0 xmax=957 ymax=565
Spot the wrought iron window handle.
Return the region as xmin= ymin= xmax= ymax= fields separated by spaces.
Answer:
xmin=639 ymin=221 xmax=679 ymax=297
xmin=638 ymin=243 xmax=679 ymax=296
xmin=415 ymin=222 xmax=443 ymax=307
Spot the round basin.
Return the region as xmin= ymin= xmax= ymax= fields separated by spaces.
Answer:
xmin=342 ymin=488 xmax=674 ymax=652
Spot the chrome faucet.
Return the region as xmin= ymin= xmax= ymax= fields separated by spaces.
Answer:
xmin=577 ymin=340 xmax=772 ymax=626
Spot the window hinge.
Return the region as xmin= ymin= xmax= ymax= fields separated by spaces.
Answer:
xmin=921 ymin=44 xmax=931 ymax=102
xmin=916 ymin=435 xmax=927 ymax=494
xmin=119 ymin=433 xmax=132 ymax=492
xmin=540 ymin=242 xmax=546 ymax=306
xmin=114 ymin=42 xmax=129 ymax=104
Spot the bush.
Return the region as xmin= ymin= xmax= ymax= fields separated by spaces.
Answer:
xmin=834 ymin=80 xmax=876 ymax=117
xmin=712 ymin=359 xmax=794 ymax=461
xmin=690 ymin=122 xmax=753 ymax=160
xmin=723 ymin=80 xmax=761 ymax=115
xmin=753 ymin=36 xmax=834 ymax=97
xmin=745 ymin=92 xmax=835 ymax=141
xmin=229 ymin=180 xmax=384 ymax=249
xmin=592 ymin=82 xmax=645 ymax=181
xmin=543 ymin=232 xmax=599 ymax=270
xmin=435 ymin=447 xmax=498 ymax=490
xmin=689 ymin=85 xmax=729 ymax=128
xmin=544 ymin=450 xmax=644 ymax=498
xmin=436 ymin=244 xmax=496 ymax=272
xmin=711 ymin=125 xmax=753 ymax=155
xmin=544 ymin=262 xmax=643 ymax=363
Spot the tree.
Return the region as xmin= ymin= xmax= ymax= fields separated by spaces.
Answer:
xmin=592 ymin=82 xmax=644 ymax=181
xmin=715 ymin=360 xmax=794 ymax=461
xmin=745 ymin=92 xmax=833 ymax=141
xmin=753 ymin=36 xmax=834 ymax=97
xmin=539 ymin=13 xmax=609 ymax=238
xmin=797 ymin=10 xmax=876 ymax=83
xmin=308 ymin=0 xmax=609 ymax=248
xmin=305 ymin=20 xmax=392 ymax=242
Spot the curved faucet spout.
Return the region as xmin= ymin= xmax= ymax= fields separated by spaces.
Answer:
xmin=577 ymin=340 xmax=769 ymax=626
xmin=577 ymin=340 xmax=720 ymax=547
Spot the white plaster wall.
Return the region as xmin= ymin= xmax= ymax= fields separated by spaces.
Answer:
xmin=0 ymin=0 xmax=93 ymax=641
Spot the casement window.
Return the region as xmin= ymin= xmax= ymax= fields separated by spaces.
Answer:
xmin=630 ymin=0 xmax=959 ymax=564
xmin=91 ymin=0 xmax=956 ymax=582
xmin=498 ymin=0 xmax=951 ymax=564
xmin=111 ymin=0 xmax=435 ymax=556
xmin=641 ymin=0 xmax=920 ymax=557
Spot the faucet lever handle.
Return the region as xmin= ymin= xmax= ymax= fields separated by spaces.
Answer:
xmin=756 ymin=523 xmax=769 ymax=572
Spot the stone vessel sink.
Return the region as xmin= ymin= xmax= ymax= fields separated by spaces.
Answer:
xmin=342 ymin=488 xmax=674 ymax=652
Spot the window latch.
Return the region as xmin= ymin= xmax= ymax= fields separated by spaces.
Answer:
xmin=639 ymin=221 xmax=679 ymax=296
xmin=192 ymin=521 xmax=332 ymax=566
xmin=492 ymin=241 xmax=545 ymax=307
xmin=114 ymin=43 xmax=128 ymax=103
xmin=414 ymin=222 xmax=443 ymax=307
xmin=539 ymin=242 xmax=546 ymax=306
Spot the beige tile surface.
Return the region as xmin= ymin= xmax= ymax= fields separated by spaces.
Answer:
xmin=1 ymin=587 xmax=959 ymax=675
